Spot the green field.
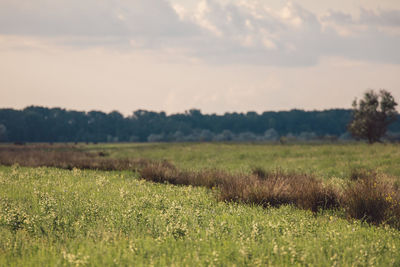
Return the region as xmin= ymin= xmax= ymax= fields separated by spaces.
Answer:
xmin=85 ymin=142 xmax=400 ymax=178
xmin=1 ymin=143 xmax=400 ymax=266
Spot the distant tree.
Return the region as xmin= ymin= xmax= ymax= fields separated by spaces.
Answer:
xmin=169 ymin=131 xmax=183 ymax=142
xmin=348 ymin=89 xmax=398 ymax=143
xmin=339 ymin=132 xmax=353 ymax=141
xmin=263 ymin=128 xmax=279 ymax=141
xmin=213 ymin=130 xmax=234 ymax=142
xmin=147 ymin=133 xmax=165 ymax=142
xmin=199 ymin=129 xmax=214 ymax=142
xmin=0 ymin=124 xmax=7 ymax=142
xmin=4 ymin=105 xmax=400 ymax=143
xmin=129 ymin=135 xmax=140 ymax=142
xmin=236 ymin=132 xmax=257 ymax=142
xmin=298 ymin=131 xmax=317 ymax=141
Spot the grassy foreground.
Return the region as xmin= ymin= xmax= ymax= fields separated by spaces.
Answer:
xmin=1 ymin=165 xmax=400 ymax=266
xmin=1 ymin=143 xmax=400 ymax=266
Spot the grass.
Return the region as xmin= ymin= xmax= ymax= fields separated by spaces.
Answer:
xmin=139 ymin=161 xmax=400 ymax=227
xmin=140 ymin=163 xmax=339 ymax=213
xmin=1 ymin=143 xmax=400 ymax=226
xmin=2 ymin=142 xmax=400 ymax=178
xmin=1 ymin=142 xmax=400 ymax=265
xmin=1 ymin=166 xmax=400 ymax=266
xmin=81 ymin=142 xmax=400 ymax=178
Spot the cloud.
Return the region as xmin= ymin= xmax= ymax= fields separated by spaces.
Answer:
xmin=360 ymin=8 xmax=400 ymax=27
xmin=322 ymin=8 xmax=400 ymax=28
xmin=184 ymin=1 xmax=400 ymax=65
xmin=0 ymin=0 xmax=399 ymax=66
xmin=320 ymin=7 xmax=400 ymax=64
xmin=176 ymin=1 xmax=325 ymax=66
xmin=0 ymin=0 xmax=196 ymax=46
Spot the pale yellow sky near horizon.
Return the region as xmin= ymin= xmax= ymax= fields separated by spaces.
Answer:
xmin=0 ymin=0 xmax=399 ymax=115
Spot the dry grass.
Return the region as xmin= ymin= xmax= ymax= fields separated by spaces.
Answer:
xmin=342 ymin=172 xmax=400 ymax=227
xmin=349 ymin=167 xmax=377 ymax=181
xmin=0 ymin=144 xmax=151 ymax=171
xmin=140 ymin=164 xmax=339 ymax=213
xmin=221 ymin=168 xmax=339 ymax=212
xmin=139 ymin=161 xmax=230 ymax=188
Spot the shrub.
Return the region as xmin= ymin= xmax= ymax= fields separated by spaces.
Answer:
xmin=342 ymin=173 xmax=400 ymax=227
xmin=221 ymin=168 xmax=339 ymax=212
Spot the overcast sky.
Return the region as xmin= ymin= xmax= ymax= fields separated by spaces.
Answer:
xmin=0 ymin=0 xmax=399 ymax=115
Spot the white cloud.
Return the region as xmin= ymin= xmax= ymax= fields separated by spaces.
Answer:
xmin=0 ymin=0 xmax=195 ymax=40
xmin=0 ymin=0 xmax=399 ymax=66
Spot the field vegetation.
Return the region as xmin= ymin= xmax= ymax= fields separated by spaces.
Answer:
xmin=1 ymin=143 xmax=400 ymax=266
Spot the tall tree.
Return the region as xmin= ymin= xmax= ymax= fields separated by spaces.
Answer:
xmin=348 ymin=89 xmax=398 ymax=143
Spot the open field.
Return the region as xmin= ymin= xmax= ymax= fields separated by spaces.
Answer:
xmin=2 ymin=142 xmax=400 ymax=178
xmin=81 ymin=142 xmax=400 ymax=178
xmin=1 ymin=143 xmax=400 ymax=266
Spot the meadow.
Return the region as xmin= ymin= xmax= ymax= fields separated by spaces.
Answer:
xmin=84 ymin=142 xmax=400 ymax=178
xmin=1 ymin=142 xmax=400 ymax=266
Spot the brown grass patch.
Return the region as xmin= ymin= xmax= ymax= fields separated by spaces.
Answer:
xmin=342 ymin=171 xmax=400 ymax=227
xmin=139 ymin=164 xmax=339 ymax=213
xmin=0 ymin=144 xmax=151 ymax=171
xmin=349 ymin=167 xmax=377 ymax=181
xmin=221 ymin=168 xmax=339 ymax=212
xmin=139 ymin=161 xmax=229 ymax=188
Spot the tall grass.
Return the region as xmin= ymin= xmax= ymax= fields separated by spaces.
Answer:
xmin=2 ymin=166 xmax=400 ymax=266
xmin=342 ymin=171 xmax=400 ymax=227
xmin=222 ymin=169 xmax=339 ymax=212
xmin=140 ymin=163 xmax=339 ymax=213
xmin=139 ymin=162 xmax=400 ymax=228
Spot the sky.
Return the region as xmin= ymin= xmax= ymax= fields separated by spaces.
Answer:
xmin=0 ymin=0 xmax=399 ymax=115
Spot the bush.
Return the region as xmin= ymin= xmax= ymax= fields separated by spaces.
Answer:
xmin=342 ymin=172 xmax=400 ymax=227
xmin=221 ymin=168 xmax=339 ymax=212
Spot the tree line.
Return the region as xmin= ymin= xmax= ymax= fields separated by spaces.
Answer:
xmin=0 ymin=106 xmax=399 ymax=143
